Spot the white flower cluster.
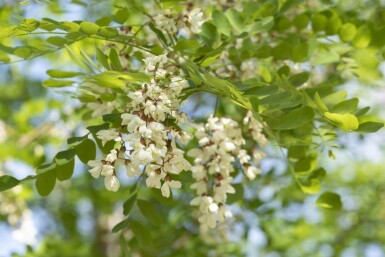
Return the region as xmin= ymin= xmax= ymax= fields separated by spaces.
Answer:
xmin=188 ymin=114 xmax=266 ymax=232
xmin=88 ymin=149 xmax=121 ymax=192
xmin=153 ymin=8 xmax=204 ymax=35
xmin=154 ymin=10 xmax=178 ymax=34
xmin=184 ymin=8 xmax=205 ymax=33
xmin=87 ymin=54 xmax=191 ymax=197
xmin=243 ymin=111 xmax=267 ymax=147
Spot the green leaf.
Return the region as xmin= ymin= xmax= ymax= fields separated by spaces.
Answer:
xmin=54 ymin=148 xmax=76 ymax=165
xmin=36 ymin=163 xmax=56 ymax=175
xmin=114 ymin=8 xmax=129 ymax=24
xmin=151 ymin=188 xmax=173 ymax=205
xmin=87 ymin=123 xmax=110 ymax=134
xmin=325 ymin=16 xmax=342 ymax=35
xmin=123 ymin=193 xmax=137 ymax=216
xmin=293 ymin=13 xmax=309 ymax=30
xmin=270 ymin=106 xmax=314 ymax=130
xmin=76 ymin=139 xmax=96 ymax=164
xmin=174 ymin=39 xmax=200 ymax=53
xmin=98 ymin=26 xmax=119 ymax=38
xmin=47 ymin=70 xmax=84 ymax=78
xmin=92 ymin=72 xmax=125 ymax=88
xmin=43 ymin=79 xmax=75 ymax=88
xmin=289 ymin=72 xmax=310 ymax=87
xmin=272 ymin=42 xmax=292 ymax=60
xmin=109 ymin=48 xmax=123 ymax=71
xmin=314 ymin=92 xmax=329 ymax=113
xmin=65 ymin=45 xmax=94 ymax=73
xmin=13 ymin=47 xmax=32 ymax=59
xmin=0 ymin=175 xmax=20 ymax=192
xmin=312 ymin=48 xmax=340 ymax=65
xmin=299 ymin=168 xmax=326 ymax=194
xmin=149 ymin=23 xmax=169 ymax=47
xmin=96 ymin=48 xmax=110 ymax=70
xmin=201 ymin=22 xmax=219 ymax=43
xmin=331 ymin=98 xmax=358 ymax=114
xmin=0 ymin=53 xmax=10 ymax=63
xmin=47 ymin=36 xmax=67 ymax=46
xmin=60 ymin=21 xmax=81 ymax=32
xmin=80 ymin=22 xmax=100 ymax=35
xmin=355 ymin=106 xmax=370 ymax=116
xmin=36 ymin=167 xmax=56 ymax=196
xmin=56 ymin=159 xmax=75 ymax=181
xmin=292 ymin=42 xmax=309 ymax=62
xmin=356 ymin=122 xmax=383 ymax=133
xmin=128 ymin=220 xmax=153 ymax=247
xmin=19 ymin=18 xmax=39 ymax=32
xmin=294 ymin=156 xmax=316 ymax=174
xmin=250 ymin=16 xmax=275 ymax=33
xmin=96 ymin=16 xmax=112 ymax=26
xmin=259 ymin=91 xmax=293 ymax=106
xmin=137 ymin=199 xmax=162 ymax=224
xmin=244 ymin=85 xmax=278 ymax=96
xmin=352 ymin=25 xmax=371 ymax=48
xmin=67 ymin=134 xmax=89 ymax=147
xmin=312 ymin=13 xmax=327 ymax=32
xmin=112 ymin=219 xmax=129 ymax=233
xmin=324 ymin=112 xmax=359 ymax=131
xmin=39 ymin=20 xmax=57 ymax=31
xmin=339 ymin=23 xmax=357 ymax=42
xmin=212 ymin=10 xmax=231 ymax=36
xmin=316 ymin=191 xmax=342 ymax=211
xmin=225 ymin=8 xmax=244 ymax=33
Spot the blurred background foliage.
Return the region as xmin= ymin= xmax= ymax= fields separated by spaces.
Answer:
xmin=0 ymin=0 xmax=385 ymax=257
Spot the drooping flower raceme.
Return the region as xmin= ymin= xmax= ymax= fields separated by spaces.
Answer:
xmin=86 ymin=53 xmax=191 ymax=197
xmin=188 ymin=114 xmax=266 ymax=232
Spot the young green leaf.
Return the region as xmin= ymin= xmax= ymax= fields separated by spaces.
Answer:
xmin=0 ymin=175 xmax=20 ymax=192
xmin=43 ymin=79 xmax=75 ymax=88
xmin=109 ymin=48 xmax=123 ymax=71
xmin=316 ymin=191 xmax=342 ymax=211
xmin=47 ymin=70 xmax=84 ymax=78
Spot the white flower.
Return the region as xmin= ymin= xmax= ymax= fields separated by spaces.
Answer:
xmin=245 ymin=165 xmax=260 ymax=180
xmin=105 ymin=149 xmax=118 ymax=163
xmin=146 ymin=171 xmax=162 ymax=189
xmin=187 ymin=8 xmax=204 ymax=33
xmin=87 ymin=160 xmax=103 ymax=178
xmin=101 ymin=164 xmax=114 ymax=176
xmin=126 ymin=162 xmax=142 ymax=177
xmin=253 ymin=149 xmax=266 ymax=163
xmin=96 ymin=129 xmax=121 ymax=146
xmin=218 ymin=205 xmax=232 ymax=222
xmin=136 ymin=148 xmax=153 ymax=164
xmin=154 ymin=13 xmax=177 ymax=34
xmin=161 ymin=179 xmax=181 ymax=198
xmin=104 ymin=175 xmax=120 ymax=192
xmin=87 ymin=102 xmax=115 ymax=118
xmin=191 ymin=180 xmax=208 ymax=195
